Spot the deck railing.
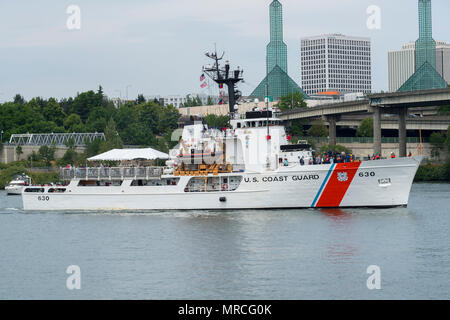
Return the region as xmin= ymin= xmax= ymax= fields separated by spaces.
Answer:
xmin=309 ymin=136 xmax=430 ymax=144
xmin=60 ymin=167 xmax=163 ymax=181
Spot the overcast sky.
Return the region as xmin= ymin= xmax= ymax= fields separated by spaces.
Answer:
xmin=0 ymin=0 xmax=449 ymax=102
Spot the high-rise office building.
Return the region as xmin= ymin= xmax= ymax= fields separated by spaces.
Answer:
xmin=388 ymin=41 xmax=450 ymax=92
xmin=300 ymin=34 xmax=372 ymax=96
xmin=398 ymin=0 xmax=447 ymax=92
xmin=250 ymin=0 xmax=307 ymax=100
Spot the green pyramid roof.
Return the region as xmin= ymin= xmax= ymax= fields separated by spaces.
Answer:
xmin=250 ymin=65 xmax=309 ymax=100
xmin=398 ymin=61 xmax=447 ymax=92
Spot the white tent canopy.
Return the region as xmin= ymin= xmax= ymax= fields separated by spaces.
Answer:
xmin=87 ymin=148 xmax=169 ymax=161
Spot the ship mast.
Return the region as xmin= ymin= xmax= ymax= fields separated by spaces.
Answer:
xmin=202 ymin=49 xmax=244 ymax=116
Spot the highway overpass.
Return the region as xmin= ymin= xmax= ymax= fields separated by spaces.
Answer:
xmin=280 ymin=88 xmax=450 ymax=157
xmin=334 ymin=115 xmax=450 ymax=131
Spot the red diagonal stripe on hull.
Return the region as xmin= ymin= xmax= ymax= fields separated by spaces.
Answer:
xmin=315 ymin=162 xmax=361 ymax=208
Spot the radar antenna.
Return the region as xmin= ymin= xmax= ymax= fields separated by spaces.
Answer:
xmin=203 ymin=49 xmax=244 ymax=115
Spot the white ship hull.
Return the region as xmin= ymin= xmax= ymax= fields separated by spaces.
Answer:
xmin=22 ymin=157 xmax=421 ymax=211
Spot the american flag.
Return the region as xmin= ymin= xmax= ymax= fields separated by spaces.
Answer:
xmin=200 ymin=74 xmax=205 ymax=81
xmin=200 ymin=82 xmax=207 ymax=88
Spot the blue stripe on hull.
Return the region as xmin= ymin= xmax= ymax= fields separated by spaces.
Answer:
xmin=311 ymin=163 xmax=336 ymax=208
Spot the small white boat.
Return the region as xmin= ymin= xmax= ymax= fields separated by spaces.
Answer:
xmin=5 ymin=174 xmax=31 ymax=195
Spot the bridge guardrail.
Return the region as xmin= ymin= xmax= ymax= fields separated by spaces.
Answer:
xmin=308 ymin=137 xmax=430 ymax=144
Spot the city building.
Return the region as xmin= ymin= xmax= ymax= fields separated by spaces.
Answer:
xmin=389 ymin=41 xmax=450 ymax=92
xmin=300 ymin=33 xmax=372 ymax=96
xmin=250 ymin=0 xmax=307 ymax=100
xmin=146 ymin=94 xmax=219 ymax=108
xmin=398 ymin=0 xmax=447 ymax=92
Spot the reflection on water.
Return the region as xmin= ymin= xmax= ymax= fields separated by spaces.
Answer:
xmin=317 ymin=208 xmax=353 ymax=220
xmin=0 ymin=183 xmax=449 ymax=299
xmin=316 ymin=208 xmax=357 ymax=264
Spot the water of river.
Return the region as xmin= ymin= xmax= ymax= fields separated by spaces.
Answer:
xmin=0 ymin=183 xmax=449 ymax=300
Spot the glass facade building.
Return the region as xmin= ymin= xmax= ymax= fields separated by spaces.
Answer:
xmin=266 ymin=0 xmax=287 ymax=75
xmin=251 ymin=1 xmax=307 ymax=100
xmin=398 ymin=0 xmax=447 ymax=92
xmin=416 ymin=0 xmax=436 ymax=70
xmin=388 ymin=41 xmax=450 ymax=92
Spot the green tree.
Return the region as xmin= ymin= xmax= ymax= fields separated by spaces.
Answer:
xmin=207 ymin=96 xmax=214 ymax=105
xmin=86 ymin=107 xmax=107 ymax=133
xmin=437 ymin=105 xmax=450 ymax=115
xmin=430 ymin=132 xmax=446 ymax=160
xmin=356 ymin=118 xmax=374 ymax=137
xmin=43 ymin=98 xmax=66 ymax=126
xmin=181 ymin=95 xmax=203 ymax=107
xmin=204 ymin=114 xmax=229 ymax=128
xmin=65 ymin=138 xmax=76 ymax=150
xmin=85 ymin=138 xmax=104 ymax=157
xmin=277 ymin=92 xmax=307 ymax=111
xmin=0 ymin=86 xmax=182 ymax=152
xmin=446 ymin=125 xmax=450 ymax=151
xmin=71 ymin=90 xmax=101 ymax=122
xmin=28 ymin=151 xmax=40 ymax=162
xmin=307 ymin=119 xmax=328 ymax=137
xmin=289 ymin=119 xmax=307 ymax=137
xmin=103 ymin=118 xmax=123 ymax=151
xmin=38 ymin=145 xmax=56 ymax=166
xmin=194 ymin=95 xmax=203 ymax=106
xmin=64 ymin=114 xmax=85 ymax=132
xmin=437 ymin=85 xmax=450 ymax=115
xmin=13 ymin=94 xmax=26 ymax=105
xmin=15 ymin=145 xmax=23 ymax=160
xmin=136 ymin=94 xmax=146 ymax=105
xmin=158 ymin=104 xmax=180 ymax=135
xmin=59 ymin=149 xmax=78 ymax=166
xmin=59 ymin=97 xmax=74 ymax=115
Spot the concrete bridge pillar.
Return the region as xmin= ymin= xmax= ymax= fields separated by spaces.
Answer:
xmin=328 ymin=117 xmax=337 ymax=146
xmin=372 ymin=106 xmax=382 ymax=155
xmin=323 ymin=115 xmax=340 ymax=146
xmin=398 ymin=108 xmax=408 ymax=157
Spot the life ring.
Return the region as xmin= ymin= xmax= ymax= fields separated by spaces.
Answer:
xmin=222 ymin=184 xmax=228 ymax=191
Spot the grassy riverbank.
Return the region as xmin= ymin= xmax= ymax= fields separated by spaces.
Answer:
xmin=414 ymin=162 xmax=450 ymax=182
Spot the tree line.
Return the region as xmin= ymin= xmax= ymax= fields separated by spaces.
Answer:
xmin=0 ymin=86 xmax=181 ymax=155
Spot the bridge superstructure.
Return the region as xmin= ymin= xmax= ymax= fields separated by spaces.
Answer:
xmin=280 ymin=88 xmax=450 ymax=157
xmin=9 ymin=133 xmax=106 ymax=146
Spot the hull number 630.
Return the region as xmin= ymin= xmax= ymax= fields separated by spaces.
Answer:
xmin=359 ymin=171 xmax=375 ymax=178
xmin=38 ymin=196 xmax=50 ymax=201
